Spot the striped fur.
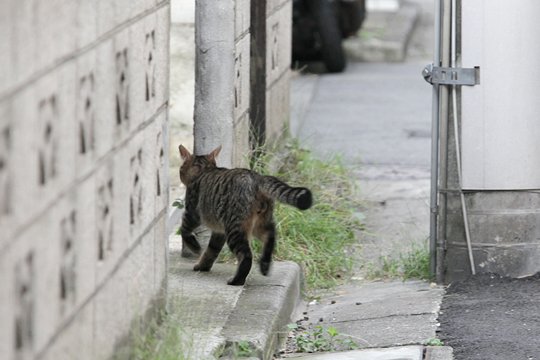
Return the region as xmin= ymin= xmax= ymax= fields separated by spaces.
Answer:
xmin=178 ymin=145 xmax=313 ymax=286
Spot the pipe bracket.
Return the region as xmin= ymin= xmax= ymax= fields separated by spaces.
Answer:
xmin=422 ymin=64 xmax=480 ymax=86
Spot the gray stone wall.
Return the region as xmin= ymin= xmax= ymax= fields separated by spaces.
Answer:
xmin=0 ymin=1 xmax=170 ymax=359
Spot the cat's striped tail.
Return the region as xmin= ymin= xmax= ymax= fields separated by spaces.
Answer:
xmin=260 ymin=175 xmax=313 ymax=210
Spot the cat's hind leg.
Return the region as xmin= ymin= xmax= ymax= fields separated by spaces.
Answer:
xmin=255 ymin=221 xmax=276 ymax=276
xmin=194 ymin=232 xmax=226 ymax=272
xmin=226 ymin=228 xmax=252 ymax=286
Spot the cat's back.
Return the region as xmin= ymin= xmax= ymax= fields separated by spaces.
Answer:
xmin=197 ymin=167 xmax=264 ymax=218
xmin=198 ymin=167 xmax=259 ymax=195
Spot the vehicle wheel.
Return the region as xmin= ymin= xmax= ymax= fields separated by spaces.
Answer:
xmin=313 ymin=0 xmax=346 ymax=73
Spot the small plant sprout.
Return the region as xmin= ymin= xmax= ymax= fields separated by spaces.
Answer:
xmin=292 ymin=325 xmax=358 ymax=353
xmin=425 ymin=338 xmax=444 ymax=346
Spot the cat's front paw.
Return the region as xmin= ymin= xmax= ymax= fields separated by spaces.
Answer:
xmin=227 ymin=277 xmax=246 ymax=286
xmin=260 ymin=261 xmax=271 ymax=276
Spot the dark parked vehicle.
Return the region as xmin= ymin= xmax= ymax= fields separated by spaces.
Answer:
xmin=292 ymin=0 xmax=366 ymax=73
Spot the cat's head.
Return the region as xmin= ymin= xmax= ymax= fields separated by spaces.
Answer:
xmin=178 ymin=145 xmax=222 ymax=185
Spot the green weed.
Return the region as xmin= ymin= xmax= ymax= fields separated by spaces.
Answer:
xmin=251 ymin=140 xmax=363 ymax=290
xmin=288 ymin=323 xmax=358 ymax=353
xmin=219 ymin=340 xmax=258 ymax=358
xmin=425 ymin=338 xmax=444 ymax=346
xmin=401 ymin=244 xmax=431 ymax=280
xmin=365 ymin=242 xmax=431 ymax=281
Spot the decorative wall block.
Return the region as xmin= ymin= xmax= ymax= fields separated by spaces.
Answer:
xmin=233 ymin=35 xmax=251 ymax=122
xmin=37 ymin=94 xmax=59 ymax=187
xmin=155 ymin=131 xmax=164 ymax=198
xmin=0 ymin=121 xmax=12 ymax=218
xmin=95 ymin=155 xmax=128 ymax=286
xmin=265 ymin=1 xmax=292 ymax=141
xmin=115 ymin=48 xmax=130 ymax=132
xmin=145 ymin=30 xmax=157 ymax=104
xmin=78 ymin=72 xmax=96 ymax=157
xmin=36 ymin=63 xmax=77 ymax=198
xmin=129 ymin=147 xmax=144 ymax=232
xmin=154 ymin=112 xmax=169 ymax=215
xmin=74 ymin=50 xmax=97 ymax=176
xmin=97 ymin=177 xmax=114 ymax=262
xmin=266 ymin=3 xmax=292 ymax=85
xmin=59 ymin=210 xmax=77 ymax=315
xmin=270 ymin=22 xmax=280 ymax=72
xmin=129 ymin=12 xmax=157 ymax=126
xmin=0 ymin=102 xmax=13 ymax=246
xmin=14 ymin=252 xmax=35 ymax=360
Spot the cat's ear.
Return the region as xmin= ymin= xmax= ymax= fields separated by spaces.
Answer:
xmin=178 ymin=145 xmax=192 ymax=161
xmin=208 ymin=145 xmax=222 ymax=162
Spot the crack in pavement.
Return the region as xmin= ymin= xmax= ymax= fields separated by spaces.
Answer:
xmin=323 ymin=311 xmax=437 ymax=325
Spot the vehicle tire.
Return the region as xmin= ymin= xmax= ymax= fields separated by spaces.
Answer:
xmin=312 ymin=0 xmax=346 ymax=73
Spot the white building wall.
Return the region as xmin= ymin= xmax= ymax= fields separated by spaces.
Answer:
xmin=0 ymin=1 xmax=170 ymax=359
xmin=461 ymin=0 xmax=540 ymax=190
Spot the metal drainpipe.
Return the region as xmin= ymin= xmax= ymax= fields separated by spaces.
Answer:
xmin=436 ymin=0 xmax=452 ymax=283
xmin=429 ymin=0 xmax=442 ymax=277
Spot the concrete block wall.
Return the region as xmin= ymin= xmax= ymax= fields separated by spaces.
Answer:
xmin=265 ymin=0 xmax=292 ymax=141
xmin=0 ymin=1 xmax=170 ymax=359
xmin=232 ymin=0 xmax=252 ymax=167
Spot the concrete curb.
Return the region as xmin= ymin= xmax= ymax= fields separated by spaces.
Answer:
xmin=219 ymin=261 xmax=303 ymax=359
xmin=167 ymin=253 xmax=303 ymax=360
xmin=344 ymin=2 xmax=420 ymax=62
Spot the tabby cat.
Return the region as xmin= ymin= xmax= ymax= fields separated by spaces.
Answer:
xmin=178 ymin=145 xmax=313 ymax=286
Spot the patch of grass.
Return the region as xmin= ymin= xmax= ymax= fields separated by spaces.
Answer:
xmin=251 ymin=140 xmax=363 ymax=290
xmin=287 ymin=323 xmax=358 ymax=353
xmin=401 ymin=244 xmax=431 ymax=280
xmin=219 ymin=340 xmax=258 ymax=358
xmin=365 ymin=243 xmax=432 ymax=281
xmin=125 ymin=299 xmax=193 ymax=360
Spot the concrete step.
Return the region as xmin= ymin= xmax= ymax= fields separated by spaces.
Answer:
xmin=167 ymin=251 xmax=303 ymax=359
xmin=284 ymin=345 xmax=423 ymax=360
